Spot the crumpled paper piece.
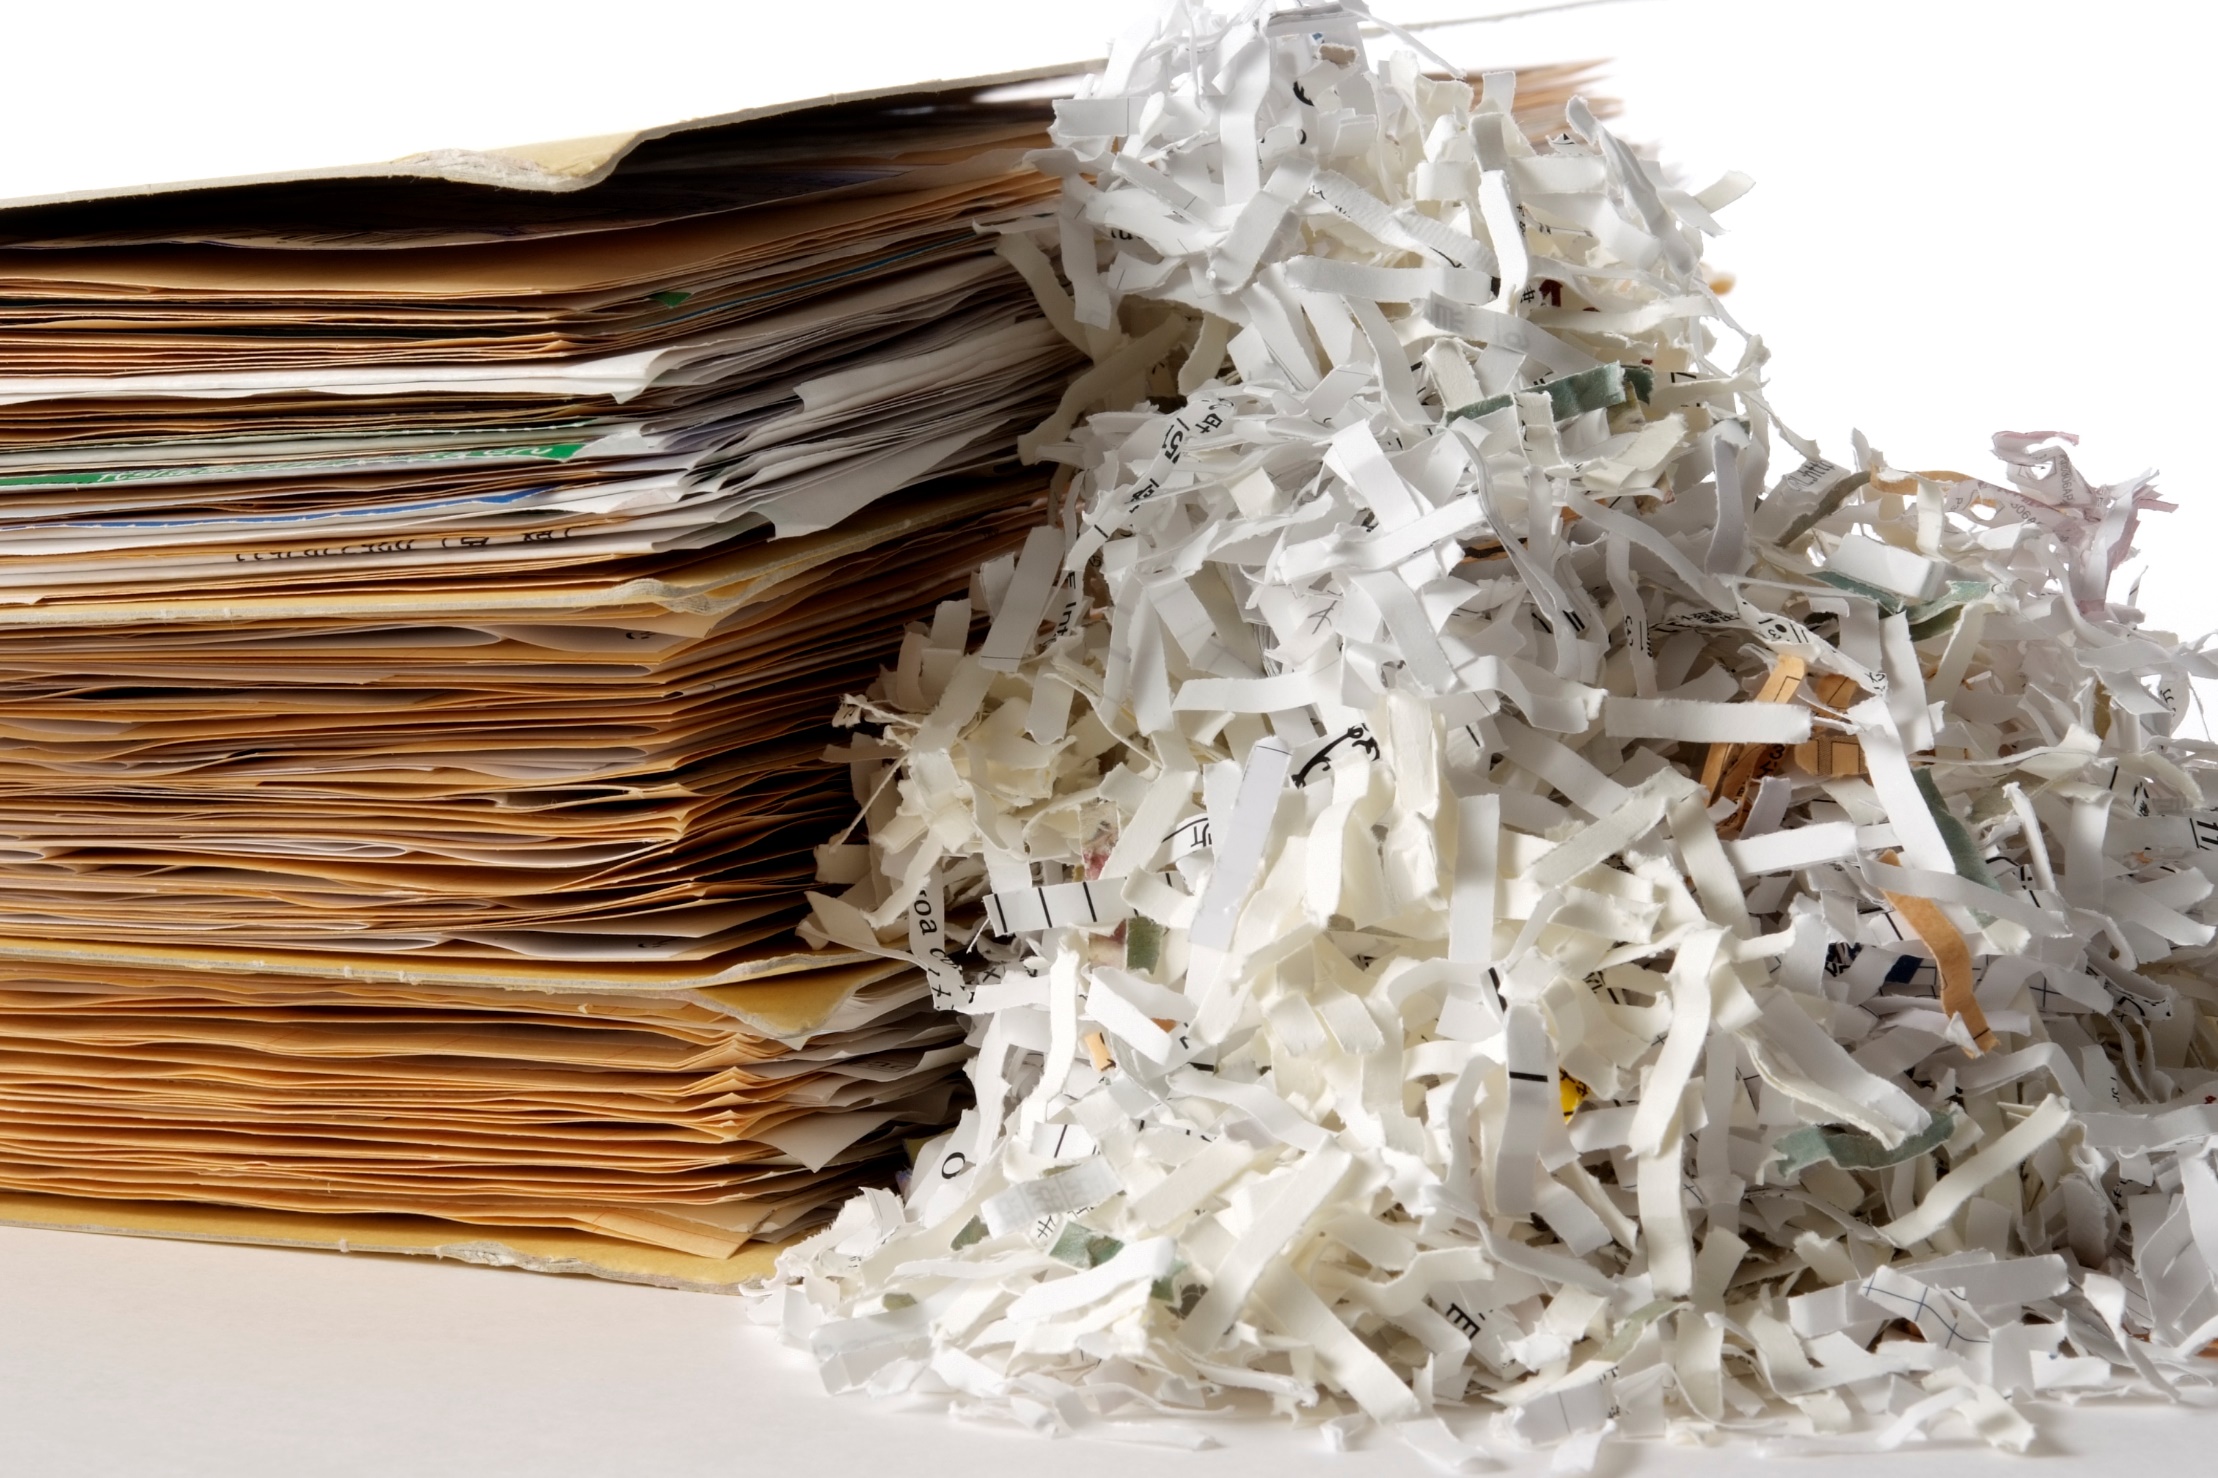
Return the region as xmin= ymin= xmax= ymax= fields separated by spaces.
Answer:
xmin=765 ymin=1 xmax=2218 ymax=1465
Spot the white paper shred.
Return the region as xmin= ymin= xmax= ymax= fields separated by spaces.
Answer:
xmin=767 ymin=0 xmax=2218 ymax=1461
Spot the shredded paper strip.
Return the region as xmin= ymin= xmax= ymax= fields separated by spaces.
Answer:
xmin=766 ymin=1 xmax=2218 ymax=1462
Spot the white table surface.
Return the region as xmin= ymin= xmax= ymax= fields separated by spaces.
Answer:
xmin=4 ymin=1 xmax=2215 ymax=1472
xmin=1 ymin=1220 xmax=2208 ymax=1475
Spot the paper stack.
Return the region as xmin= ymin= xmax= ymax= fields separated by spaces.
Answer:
xmin=0 ymin=77 xmax=1079 ymax=1287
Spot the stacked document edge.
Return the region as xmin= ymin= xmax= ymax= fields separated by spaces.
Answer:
xmin=0 ymin=77 xmax=1078 ymax=1278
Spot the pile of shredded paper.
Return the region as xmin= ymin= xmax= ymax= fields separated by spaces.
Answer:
xmin=769 ymin=1 xmax=2218 ymax=1462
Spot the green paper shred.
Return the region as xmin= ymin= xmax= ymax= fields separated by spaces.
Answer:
xmin=1907 ymin=580 xmax=1991 ymax=640
xmin=1774 ymin=1109 xmax=1956 ymax=1179
xmin=1049 ymin=1223 xmax=1123 ymax=1268
xmin=1125 ymin=915 xmax=1164 ymax=972
xmin=1915 ymin=767 xmax=2001 ymax=892
xmin=1447 ymin=361 xmax=1632 ymax=426
xmin=1812 ymin=567 xmax=1907 ymax=614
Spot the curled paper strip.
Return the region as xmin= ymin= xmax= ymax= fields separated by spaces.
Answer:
xmin=776 ymin=0 xmax=2218 ymax=1463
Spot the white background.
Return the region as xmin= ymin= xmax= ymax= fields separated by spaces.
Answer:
xmin=3 ymin=1 xmax=2215 ymax=1471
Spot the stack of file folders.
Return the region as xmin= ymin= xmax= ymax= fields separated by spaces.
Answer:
xmin=0 ymin=76 xmax=1080 ymax=1287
